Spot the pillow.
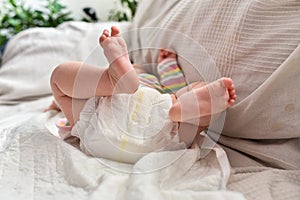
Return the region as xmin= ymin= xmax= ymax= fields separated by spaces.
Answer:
xmin=0 ymin=21 xmax=130 ymax=104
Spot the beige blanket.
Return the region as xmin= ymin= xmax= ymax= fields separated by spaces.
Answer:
xmin=125 ymin=0 xmax=300 ymax=199
xmin=127 ymin=0 xmax=300 ymax=168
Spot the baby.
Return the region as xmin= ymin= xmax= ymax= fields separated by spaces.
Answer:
xmin=47 ymin=26 xmax=236 ymax=163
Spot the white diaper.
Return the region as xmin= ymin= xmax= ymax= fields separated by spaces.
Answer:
xmin=71 ymin=87 xmax=183 ymax=164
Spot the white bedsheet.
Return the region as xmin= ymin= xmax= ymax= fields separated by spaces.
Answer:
xmin=0 ymin=97 xmax=244 ymax=200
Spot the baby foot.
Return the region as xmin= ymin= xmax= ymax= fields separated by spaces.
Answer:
xmin=169 ymin=78 xmax=236 ymax=124
xmin=157 ymin=49 xmax=177 ymax=63
xmin=99 ymin=26 xmax=134 ymax=80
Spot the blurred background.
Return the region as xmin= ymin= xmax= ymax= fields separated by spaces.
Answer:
xmin=61 ymin=0 xmax=114 ymax=21
xmin=0 ymin=0 xmax=138 ymax=61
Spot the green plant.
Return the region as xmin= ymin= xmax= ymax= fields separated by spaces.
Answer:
xmin=108 ymin=0 xmax=138 ymax=22
xmin=0 ymin=0 xmax=74 ymax=48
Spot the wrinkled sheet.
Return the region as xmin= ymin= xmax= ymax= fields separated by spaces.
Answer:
xmin=0 ymin=97 xmax=244 ymax=200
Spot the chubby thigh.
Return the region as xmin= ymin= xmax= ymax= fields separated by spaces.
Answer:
xmin=71 ymin=87 xmax=184 ymax=164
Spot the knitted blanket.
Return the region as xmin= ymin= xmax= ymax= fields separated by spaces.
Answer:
xmin=125 ymin=0 xmax=300 ymax=199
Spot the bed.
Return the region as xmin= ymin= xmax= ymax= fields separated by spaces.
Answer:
xmin=0 ymin=0 xmax=299 ymax=199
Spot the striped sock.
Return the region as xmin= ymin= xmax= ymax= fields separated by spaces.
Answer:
xmin=138 ymin=73 xmax=164 ymax=93
xmin=157 ymin=58 xmax=187 ymax=93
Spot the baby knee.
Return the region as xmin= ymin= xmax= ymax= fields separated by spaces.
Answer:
xmin=50 ymin=62 xmax=76 ymax=84
xmin=50 ymin=63 xmax=65 ymax=83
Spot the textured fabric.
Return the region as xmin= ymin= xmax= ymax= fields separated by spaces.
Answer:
xmin=124 ymin=0 xmax=300 ymax=198
xmin=0 ymin=96 xmax=245 ymax=200
xmin=126 ymin=0 xmax=300 ymax=170
xmin=227 ymin=167 xmax=300 ymax=200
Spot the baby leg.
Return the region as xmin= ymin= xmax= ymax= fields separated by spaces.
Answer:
xmin=169 ymin=78 xmax=236 ymax=126
xmin=99 ymin=26 xmax=139 ymax=92
xmin=50 ymin=62 xmax=105 ymax=126
xmin=50 ymin=27 xmax=140 ymax=125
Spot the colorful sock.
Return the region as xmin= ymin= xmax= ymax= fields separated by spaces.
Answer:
xmin=157 ymin=58 xmax=187 ymax=93
xmin=138 ymin=73 xmax=164 ymax=93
